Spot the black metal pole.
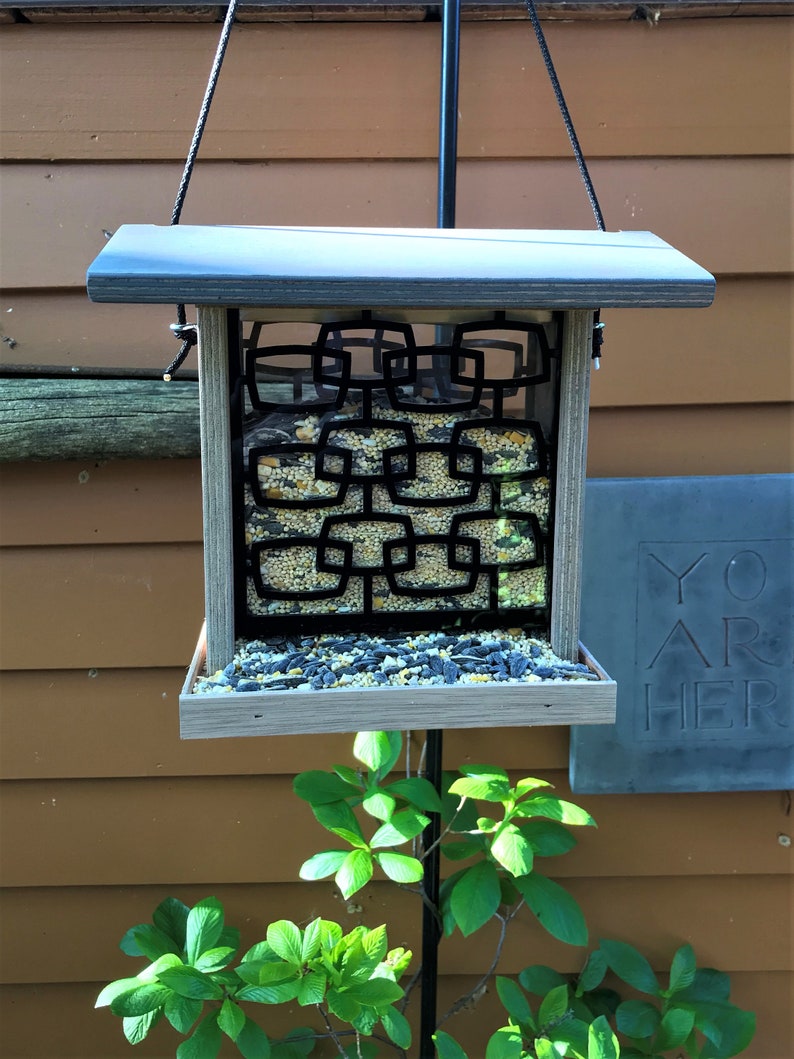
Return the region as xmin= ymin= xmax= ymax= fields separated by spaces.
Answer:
xmin=419 ymin=728 xmax=444 ymax=1058
xmin=437 ymin=0 xmax=461 ymax=230
xmin=420 ymin=2 xmax=461 ymax=1056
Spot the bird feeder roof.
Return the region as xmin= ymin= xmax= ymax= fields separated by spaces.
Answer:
xmin=87 ymin=225 xmax=714 ymax=310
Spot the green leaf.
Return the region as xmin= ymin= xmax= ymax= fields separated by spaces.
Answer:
xmin=120 ymin=922 xmax=181 ymax=961
xmin=326 ymin=987 xmax=360 ymax=1022
xmin=300 ymin=917 xmax=322 ymax=962
xmin=318 ymin=920 xmax=343 ymax=951
xmin=676 ymin=968 xmax=731 ymax=1004
xmin=514 ymin=794 xmax=595 ymax=827
xmin=136 ymin=952 xmax=184 ymax=983
xmin=461 ymin=762 xmax=509 ymax=781
xmin=218 ymin=998 xmax=246 ymax=1041
xmin=381 ymin=1005 xmax=411 ymax=1048
xmin=236 ymin=981 xmax=301 ymax=1004
xmin=434 ymin=1029 xmax=470 ymax=1059
xmin=515 ymin=874 xmax=588 ymax=946
xmin=449 ymin=860 xmax=502 ymax=936
xmin=122 ymin=1010 xmax=162 ymax=1045
xmin=241 ymin=940 xmax=277 ymax=963
xmin=520 ymin=819 xmax=578 ymax=858
xmin=599 ymin=940 xmax=661 ymax=996
xmin=386 ymin=776 xmax=443 ymax=813
xmin=165 ymin=993 xmax=203 ymax=1034
xmin=158 ymin=966 xmax=225 ymax=1000
xmin=384 ymin=945 xmax=412 ymax=978
xmin=518 ymin=964 xmax=567 ymax=996
xmin=362 ymin=788 xmax=397 ymax=821
xmin=347 ymin=977 xmax=403 ymax=1007
xmin=371 ymin=808 xmax=430 ymax=847
xmin=153 ymin=897 xmax=190 ymax=950
xmin=312 ymin=801 xmax=367 ymax=847
xmin=337 ymin=848 xmax=374 ymax=898
xmin=588 ymin=1015 xmax=619 ymax=1059
xmin=533 ymin=1039 xmax=560 ymax=1059
xmin=353 ymin=731 xmax=402 ymax=776
xmin=299 ymin=849 xmax=349 ymax=881
xmin=351 ymin=1007 xmax=379 ymax=1036
xmin=539 ymin=983 xmax=571 ymax=1026
xmin=515 ymin=776 xmax=554 ymax=796
xmin=110 ymin=983 xmax=172 ymax=1017
xmin=362 ymin=923 xmax=388 ymax=961
xmin=485 ymin=1025 xmax=523 ymax=1059
xmin=441 ymin=839 xmax=484 ymax=861
xmin=266 ymin=921 xmax=303 ymax=965
xmin=254 ymin=961 xmax=300 ymax=986
xmin=616 ymin=999 xmax=661 ymax=1039
xmin=195 ymin=946 xmax=237 ymax=973
xmin=374 ymin=850 xmax=424 ymax=884
xmin=692 ymin=1002 xmax=756 ymax=1058
xmin=176 ymin=1011 xmax=222 ymax=1059
xmin=442 ymin=774 xmax=481 ymax=831
xmin=185 ymin=898 xmax=225 ymax=965
xmin=548 ymin=1016 xmax=591 ymax=1059
xmin=577 ymin=949 xmax=608 ymax=995
xmin=490 ymin=823 xmax=535 ymax=877
xmin=654 ymin=1006 xmax=695 ymax=1050
xmin=495 ymin=976 xmax=535 ymax=1026
xmin=235 ymin=1017 xmax=272 ymax=1059
xmin=296 ymin=970 xmax=326 ymax=1006
xmin=96 ymin=977 xmax=142 ymax=1009
xmin=449 ymin=763 xmax=511 ymax=802
xmin=669 ymin=943 xmax=697 ymax=995
xmin=294 ymin=770 xmax=360 ymax=804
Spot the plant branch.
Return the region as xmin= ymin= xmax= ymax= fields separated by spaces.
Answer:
xmin=316 ymin=1004 xmax=349 ymax=1058
xmin=420 ymin=797 xmax=468 ymax=861
xmin=435 ymin=900 xmax=525 ymax=1028
xmin=399 ymin=961 xmax=424 ymax=1013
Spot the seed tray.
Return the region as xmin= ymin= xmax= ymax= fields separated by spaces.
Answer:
xmin=179 ymin=624 xmax=616 ymax=738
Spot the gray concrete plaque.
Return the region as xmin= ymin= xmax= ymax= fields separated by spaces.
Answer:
xmin=571 ymin=475 xmax=793 ymax=793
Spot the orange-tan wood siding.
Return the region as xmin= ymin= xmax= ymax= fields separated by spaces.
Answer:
xmin=0 ymin=10 xmax=791 ymax=1058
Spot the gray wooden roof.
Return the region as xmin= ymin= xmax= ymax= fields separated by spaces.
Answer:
xmin=86 ymin=224 xmax=715 ymax=309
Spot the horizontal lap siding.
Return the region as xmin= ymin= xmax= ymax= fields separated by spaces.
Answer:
xmin=3 ymin=160 xmax=793 ymax=292
xmin=1 ymin=13 xmax=791 ymax=1059
xmin=1 ymin=774 xmax=789 ymax=887
xmin=2 ymin=21 xmax=791 ymax=160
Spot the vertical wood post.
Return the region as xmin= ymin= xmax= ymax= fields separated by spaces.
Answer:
xmin=551 ymin=309 xmax=594 ymax=661
xmin=197 ymin=305 xmax=235 ymax=673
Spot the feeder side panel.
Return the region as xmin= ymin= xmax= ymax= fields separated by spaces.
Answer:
xmin=198 ymin=305 xmax=236 ymax=673
xmin=551 ymin=310 xmax=593 ymax=661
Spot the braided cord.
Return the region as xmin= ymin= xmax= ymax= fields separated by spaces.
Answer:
xmin=524 ymin=0 xmax=606 ymax=233
xmin=164 ymin=0 xmax=240 ymax=380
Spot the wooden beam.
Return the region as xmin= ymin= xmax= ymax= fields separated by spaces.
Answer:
xmin=0 ymin=373 xmax=199 ymax=461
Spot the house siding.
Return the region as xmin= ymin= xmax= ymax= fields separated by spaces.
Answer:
xmin=0 ymin=10 xmax=791 ymax=1057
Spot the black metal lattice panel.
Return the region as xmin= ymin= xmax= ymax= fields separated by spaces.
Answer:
xmin=233 ymin=314 xmax=561 ymax=639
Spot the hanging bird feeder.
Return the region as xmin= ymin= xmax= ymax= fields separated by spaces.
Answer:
xmin=87 ymin=223 xmax=713 ymax=738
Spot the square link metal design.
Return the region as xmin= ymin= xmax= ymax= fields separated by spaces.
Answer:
xmin=233 ymin=313 xmax=560 ymax=638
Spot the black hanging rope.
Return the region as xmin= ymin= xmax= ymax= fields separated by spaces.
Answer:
xmin=524 ymin=0 xmax=606 ymax=233
xmin=163 ymin=0 xmax=241 ymax=381
xmin=523 ymin=0 xmax=607 ymax=366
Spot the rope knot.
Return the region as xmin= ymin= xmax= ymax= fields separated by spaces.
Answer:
xmin=163 ymin=321 xmax=198 ymax=381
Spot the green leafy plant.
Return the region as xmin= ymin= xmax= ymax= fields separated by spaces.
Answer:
xmin=433 ymin=941 xmax=755 ymax=1058
xmin=97 ymin=895 xmax=412 ymax=1057
xmin=97 ymin=731 xmax=755 ymax=1058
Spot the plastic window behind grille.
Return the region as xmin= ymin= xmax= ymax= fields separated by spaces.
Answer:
xmin=232 ymin=313 xmax=561 ymax=640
